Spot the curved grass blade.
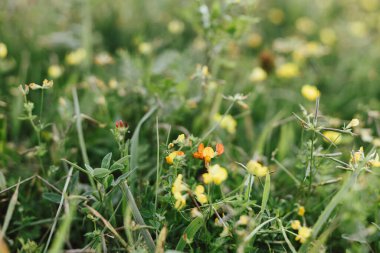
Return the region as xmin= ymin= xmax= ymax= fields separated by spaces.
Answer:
xmin=175 ymin=216 xmax=204 ymax=251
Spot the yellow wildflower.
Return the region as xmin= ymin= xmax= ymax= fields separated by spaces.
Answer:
xmin=295 ymin=226 xmax=312 ymax=243
xmin=291 ymin=220 xmax=301 ymax=230
xmin=172 ymin=174 xmax=187 ymax=210
xmin=138 ymin=42 xmax=153 ymax=55
xmin=194 ymin=185 xmax=208 ymax=204
xmin=298 ymin=206 xmax=305 ymax=216
xmin=202 ymin=164 xmax=228 ymax=185
xmin=249 ymin=67 xmax=267 ymax=83
xmin=165 ymin=151 xmax=185 ymax=165
xmin=369 ymin=154 xmax=380 ymax=167
xmin=322 ymin=131 xmax=342 ymax=145
xmin=276 ymin=63 xmax=300 ymax=79
xmin=320 ymin=28 xmax=337 ymax=46
xmin=48 ymin=65 xmax=63 ymax=78
xmin=301 ymin=84 xmax=320 ymax=101
xmin=66 ymin=48 xmax=86 ymax=65
xmin=246 ymin=33 xmax=262 ymax=48
xmin=0 ymin=43 xmax=8 ymax=58
xmin=175 ymin=134 xmax=186 ymax=144
xmin=213 ymin=113 xmax=237 ymax=134
xmin=191 ymin=208 xmax=202 ymax=218
xmin=237 ymin=215 xmax=250 ymax=226
xmin=268 ymin=9 xmax=284 ymax=25
xmin=42 ymin=79 xmax=54 ymax=89
xmin=349 ymin=21 xmax=368 ymax=38
xmin=350 ymin=147 xmax=364 ymax=165
xmin=168 ymin=20 xmax=185 ymax=34
xmin=246 ymin=160 xmax=268 ymax=177
xmin=346 ymin=118 xmax=360 ymax=129
xmin=296 ymin=17 xmax=316 ymax=35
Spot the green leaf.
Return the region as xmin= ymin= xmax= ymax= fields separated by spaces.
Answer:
xmin=110 ymin=162 xmax=124 ymax=172
xmin=101 ymin=152 xmax=112 ymax=169
xmin=130 ymin=105 xmax=158 ymax=173
xmin=261 ymin=173 xmax=270 ymax=213
xmin=175 ymin=217 xmax=204 ymax=251
xmin=93 ymin=168 xmax=110 ymax=178
xmin=43 ymin=192 xmax=62 ymax=204
xmin=84 ymin=164 xmax=94 ymax=175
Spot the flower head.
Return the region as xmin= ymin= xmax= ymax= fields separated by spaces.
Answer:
xmin=193 ymin=143 xmax=224 ymax=164
xmin=346 ymin=118 xmax=360 ymax=129
xmin=0 ymin=43 xmax=8 ymax=58
xmin=166 ymin=151 xmax=185 ymax=165
xmin=66 ymin=48 xmax=86 ymax=65
xmin=246 ymin=160 xmax=268 ymax=177
xmin=295 ymin=226 xmax=312 ymax=243
xmin=202 ymin=164 xmax=228 ymax=185
xmin=213 ymin=114 xmax=237 ymax=134
xmin=298 ymin=206 xmax=305 ymax=216
xmin=291 ymin=220 xmax=301 ymax=230
xmin=48 ymin=65 xmax=63 ymax=79
xmin=322 ymin=131 xmax=342 ymax=145
xmin=276 ymin=63 xmax=300 ymax=78
xmin=172 ymin=174 xmax=188 ymax=210
xmin=194 ymin=185 xmax=208 ymax=204
xmin=249 ymin=67 xmax=267 ymax=83
xmin=301 ymin=84 xmax=320 ymax=101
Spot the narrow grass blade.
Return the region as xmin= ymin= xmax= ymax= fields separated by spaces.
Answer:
xmin=175 ymin=216 xmax=203 ymax=251
xmin=244 ymin=217 xmax=276 ymax=243
xmin=43 ymin=167 xmax=74 ymax=253
xmin=261 ymin=173 xmax=270 ymax=213
xmin=278 ymin=219 xmax=297 ymax=253
xmin=0 ymin=180 xmax=20 ymax=239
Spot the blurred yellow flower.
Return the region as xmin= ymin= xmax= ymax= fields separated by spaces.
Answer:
xmin=360 ymin=0 xmax=378 ymax=11
xmin=175 ymin=134 xmax=186 ymax=144
xmin=249 ymin=67 xmax=267 ymax=83
xmin=349 ymin=22 xmax=368 ymax=38
xmin=0 ymin=43 xmax=8 ymax=58
xmin=213 ymin=113 xmax=237 ymax=134
xmin=369 ymin=154 xmax=380 ymax=167
xmin=48 ymin=65 xmax=63 ymax=78
xmin=246 ymin=160 xmax=268 ymax=177
xmin=320 ymin=28 xmax=337 ymax=46
xmin=296 ymin=226 xmax=312 ymax=243
xmin=301 ymin=84 xmax=320 ymax=101
xmin=296 ymin=17 xmax=316 ymax=35
xmin=350 ymin=147 xmax=364 ymax=165
xmin=268 ymin=9 xmax=284 ymax=25
xmin=247 ymin=33 xmax=262 ymax=48
xmin=202 ymin=164 xmax=228 ymax=185
xmin=298 ymin=206 xmax=305 ymax=216
xmin=291 ymin=220 xmax=301 ymax=230
xmin=237 ymin=215 xmax=250 ymax=226
xmin=346 ymin=118 xmax=360 ymax=128
xmin=168 ymin=20 xmax=185 ymax=34
xmin=138 ymin=42 xmax=153 ymax=55
xmin=194 ymin=185 xmax=208 ymax=204
xmin=66 ymin=48 xmax=86 ymax=65
xmin=276 ymin=63 xmax=300 ymax=78
xmin=322 ymin=131 xmax=342 ymax=145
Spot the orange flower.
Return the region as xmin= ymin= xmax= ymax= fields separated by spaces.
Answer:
xmin=193 ymin=143 xmax=224 ymax=164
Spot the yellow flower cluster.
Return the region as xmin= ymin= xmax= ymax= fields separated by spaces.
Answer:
xmin=213 ymin=113 xmax=237 ymax=134
xmin=48 ymin=65 xmax=64 ymax=79
xmin=194 ymin=185 xmax=207 ymax=204
xmin=171 ymin=174 xmax=187 ymax=210
xmin=296 ymin=226 xmax=312 ymax=243
xmin=246 ymin=160 xmax=268 ymax=177
xmin=276 ymin=63 xmax=300 ymax=78
xmin=301 ymin=84 xmax=320 ymax=101
xmin=165 ymin=151 xmax=185 ymax=165
xmin=66 ymin=48 xmax=86 ymax=65
xmin=249 ymin=67 xmax=267 ymax=83
xmin=202 ymin=164 xmax=228 ymax=185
